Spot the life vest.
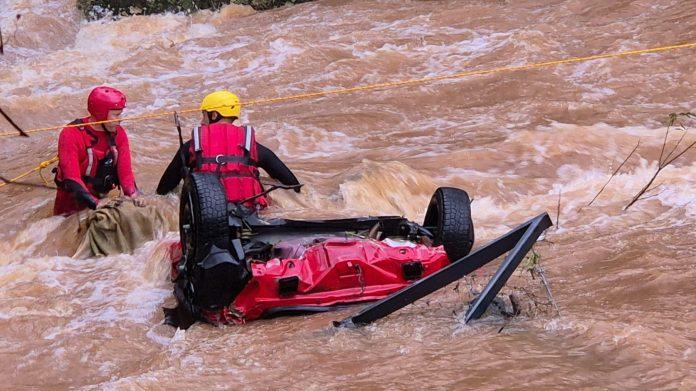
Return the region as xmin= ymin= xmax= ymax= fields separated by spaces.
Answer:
xmin=191 ymin=123 xmax=267 ymax=208
xmin=54 ymin=118 xmax=120 ymax=196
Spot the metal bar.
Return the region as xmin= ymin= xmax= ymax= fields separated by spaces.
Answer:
xmin=250 ymin=216 xmax=407 ymax=234
xmin=173 ymin=112 xmax=189 ymax=177
xmin=334 ymin=212 xmax=551 ymax=327
xmin=465 ymin=213 xmax=552 ymax=323
xmin=0 ymin=107 xmax=29 ymax=137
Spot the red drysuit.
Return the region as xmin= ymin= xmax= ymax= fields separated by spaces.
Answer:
xmin=53 ymin=117 xmax=138 ymax=215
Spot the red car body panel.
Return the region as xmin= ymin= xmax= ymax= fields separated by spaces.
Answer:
xmin=170 ymin=238 xmax=450 ymax=325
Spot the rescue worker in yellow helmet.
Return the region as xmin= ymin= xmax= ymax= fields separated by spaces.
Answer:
xmin=156 ymin=90 xmax=300 ymax=208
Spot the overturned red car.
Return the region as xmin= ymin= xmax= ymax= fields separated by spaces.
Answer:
xmin=165 ymin=172 xmax=475 ymax=328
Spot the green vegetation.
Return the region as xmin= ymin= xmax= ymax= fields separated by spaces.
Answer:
xmin=77 ymin=0 xmax=312 ymax=18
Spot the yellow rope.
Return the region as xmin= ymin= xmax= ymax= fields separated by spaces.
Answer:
xmin=244 ymin=41 xmax=696 ymax=106
xmin=38 ymin=160 xmax=56 ymax=187
xmin=1 ymin=41 xmax=695 ymax=189
xmin=0 ymin=108 xmax=201 ymax=138
xmin=1 ymin=41 xmax=694 ymax=139
xmin=0 ymin=156 xmax=58 ymax=188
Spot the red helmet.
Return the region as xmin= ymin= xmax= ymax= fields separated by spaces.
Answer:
xmin=87 ymin=86 xmax=126 ymax=121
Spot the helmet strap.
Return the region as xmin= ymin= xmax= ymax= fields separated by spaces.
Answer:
xmin=207 ymin=111 xmax=222 ymax=124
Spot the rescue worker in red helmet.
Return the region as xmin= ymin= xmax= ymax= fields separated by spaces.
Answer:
xmin=156 ymin=90 xmax=300 ymax=208
xmin=53 ymin=86 xmax=143 ymax=216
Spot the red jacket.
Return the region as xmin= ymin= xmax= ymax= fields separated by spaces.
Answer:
xmin=53 ymin=117 xmax=137 ymax=215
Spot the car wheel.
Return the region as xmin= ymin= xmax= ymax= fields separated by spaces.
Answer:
xmin=180 ymin=172 xmax=229 ymax=265
xmin=423 ymin=187 xmax=475 ymax=262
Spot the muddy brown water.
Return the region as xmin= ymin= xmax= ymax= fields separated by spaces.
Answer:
xmin=0 ymin=0 xmax=694 ymax=389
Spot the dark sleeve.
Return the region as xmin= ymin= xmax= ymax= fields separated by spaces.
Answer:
xmin=256 ymin=143 xmax=300 ymax=191
xmin=63 ymin=179 xmax=98 ymax=209
xmin=156 ymin=140 xmax=191 ymax=195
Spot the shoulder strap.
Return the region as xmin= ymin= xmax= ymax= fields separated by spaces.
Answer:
xmin=192 ymin=126 xmax=202 ymax=152
xmin=108 ymin=132 xmax=119 ymax=164
xmin=73 ymin=117 xmax=100 ymax=149
xmin=192 ymin=126 xmax=203 ymax=170
xmin=69 ymin=118 xmax=98 ymax=176
xmin=67 ymin=118 xmax=84 ymax=128
xmin=55 ymin=119 xmax=86 ymax=182
xmin=85 ymin=148 xmax=94 ymax=176
xmin=243 ymin=125 xmax=253 ymax=152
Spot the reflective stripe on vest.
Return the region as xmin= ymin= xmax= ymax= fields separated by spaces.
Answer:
xmin=55 ymin=118 xmax=121 ymax=190
xmin=84 ymin=132 xmax=118 ymax=177
xmin=193 ymin=126 xmax=201 ymax=151
xmin=244 ymin=125 xmax=252 ymax=152
xmin=85 ymin=147 xmax=94 ymax=176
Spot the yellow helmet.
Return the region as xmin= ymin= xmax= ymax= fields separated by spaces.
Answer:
xmin=199 ymin=90 xmax=241 ymax=118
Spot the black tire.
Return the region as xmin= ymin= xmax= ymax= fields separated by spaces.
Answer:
xmin=423 ymin=187 xmax=475 ymax=262
xmin=180 ymin=172 xmax=229 ymax=264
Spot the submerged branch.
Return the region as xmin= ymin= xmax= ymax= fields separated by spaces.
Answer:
xmin=586 ymin=139 xmax=640 ymax=207
xmin=535 ymin=265 xmax=560 ymax=316
xmin=662 ymin=130 xmax=687 ymax=167
xmin=625 ymin=113 xmax=695 ymax=210
xmin=636 ymin=189 xmax=665 ymax=202
xmin=658 ymin=119 xmax=671 ymax=166
xmin=664 ymin=140 xmax=696 ymax=166
xmin=555 ymin=188 xmax=561 ymax=229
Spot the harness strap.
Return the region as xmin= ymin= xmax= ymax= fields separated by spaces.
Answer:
xmin=108 ymin=132 xmax=119 ymax=165
xmin=219 ymin=171 xmax=257 ymax=178
xmin=200 ymin=155 xmax=252 ymax=165
xmin=82 ymin=176 xmax=101 ymax=184
xmin=193 ymin=126 xmax=202 ymax=170
xmin=85 ymin=147 xmax=94 ymax=176
xmin=193 ymin=126 xmax=202 ymax=151
xmin=55 ymin=118 xmax=120 ymax=191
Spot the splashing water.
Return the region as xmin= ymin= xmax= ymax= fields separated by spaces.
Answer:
xmin=0 ymin=0 xmax=695 ymax=388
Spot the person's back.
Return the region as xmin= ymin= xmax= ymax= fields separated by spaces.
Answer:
xmin=156 ymin=90 xmax=300 ymax=209
xmin=191 ymin=121 xmax=267 ymax=208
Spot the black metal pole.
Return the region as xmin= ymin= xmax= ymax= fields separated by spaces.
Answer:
xmin=465 ymin=213 xmax=552 ymax=322
xmin=0 ymin=107 xmax=29 ymax=137
xmin=173 ymin=112 xmax=188 ymax=177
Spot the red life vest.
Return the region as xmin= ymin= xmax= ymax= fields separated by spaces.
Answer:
xmin=191 ymin=123 xmax=267 ymax=208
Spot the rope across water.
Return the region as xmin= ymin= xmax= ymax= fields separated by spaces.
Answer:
xmin=1 ymin=41 xmax=694 ymax=189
